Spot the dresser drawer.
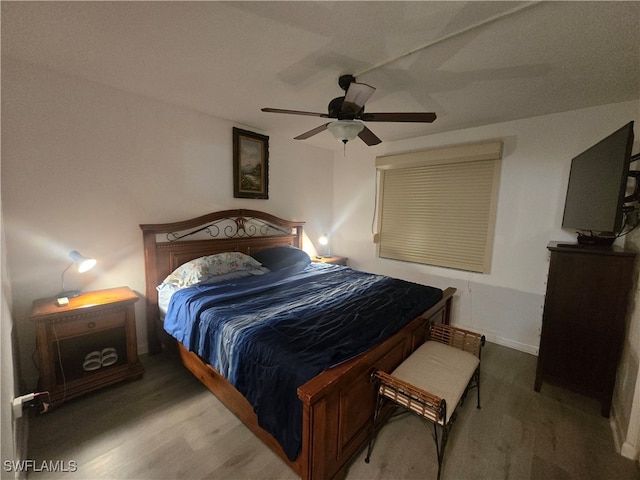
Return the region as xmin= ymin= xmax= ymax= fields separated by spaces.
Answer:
xmin=52 ymin=309 xmax=126 ymax=339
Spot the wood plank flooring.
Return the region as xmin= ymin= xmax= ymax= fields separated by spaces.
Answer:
xmin=27 ymin=342 xmax=640 ymax=479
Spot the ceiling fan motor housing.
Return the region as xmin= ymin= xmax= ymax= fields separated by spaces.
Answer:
xmin=328 ymin=97 xmax=361 ymax=119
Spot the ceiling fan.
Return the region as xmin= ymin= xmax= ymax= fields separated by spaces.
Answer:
xmin=262 ymin=75 xmax=437 ymax=146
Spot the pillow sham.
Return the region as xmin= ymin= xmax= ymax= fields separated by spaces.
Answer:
xmin=251 ymin=246 xmax=311 ymax=271
xmin=161 ymin=252 xmax=265 ymax=288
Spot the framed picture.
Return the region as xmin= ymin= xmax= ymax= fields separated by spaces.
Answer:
xmin=233 ymin=127 xmax=269 ymax=199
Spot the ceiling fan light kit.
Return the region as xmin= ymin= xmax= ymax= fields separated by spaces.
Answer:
xmin=261 ymin=74 xmax=437 ymax=147
xmin=327 ymin=120 xmax=364 ymax=144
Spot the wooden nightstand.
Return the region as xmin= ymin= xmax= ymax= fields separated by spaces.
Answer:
xmin=312 ymin=256 xmax=348 ymax=266
xmin=31 ymin=286 xmax=144 ymax=405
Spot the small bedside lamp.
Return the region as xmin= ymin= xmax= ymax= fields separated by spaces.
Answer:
xmin=318 ymin=234 xmax=331 ymax=258
xmin=58 ymin=250 xmax=96 ymax=300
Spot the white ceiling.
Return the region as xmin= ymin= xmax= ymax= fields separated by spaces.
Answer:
xmin=2 ymin=1 xmax=639 ymax=150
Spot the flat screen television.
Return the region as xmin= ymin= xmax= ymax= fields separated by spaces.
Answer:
xmin=561 ymin=121 xmax=635 ymax=245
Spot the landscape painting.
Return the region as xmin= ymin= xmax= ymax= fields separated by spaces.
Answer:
xmin=233 ymin=127 xmax=269 ymax=199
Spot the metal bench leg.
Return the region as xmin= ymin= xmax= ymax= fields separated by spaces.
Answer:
xmin=364 ymin=392 xmax=385 ymax=463
xmin=476 ymin=367 xmax=481 ymax=409
xmin=434 ymin=422 xmax=451 ymax=480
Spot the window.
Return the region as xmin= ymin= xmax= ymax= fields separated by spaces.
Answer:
xmin=375 ymin=141 xmax=503 ymax=273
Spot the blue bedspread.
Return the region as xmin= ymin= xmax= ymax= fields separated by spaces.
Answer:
xmin=164 ymin=263 xmax=442 ymax=460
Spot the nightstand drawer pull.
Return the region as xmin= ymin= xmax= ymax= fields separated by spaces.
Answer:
xmin=51 ymin=311 xmax=126 ymax=337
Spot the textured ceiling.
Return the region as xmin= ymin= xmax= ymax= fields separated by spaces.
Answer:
xmin=2 ymin=1 xmax=639 ymax=150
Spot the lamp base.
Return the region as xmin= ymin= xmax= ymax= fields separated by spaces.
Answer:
xmin=57 ymin=290 xmax=82 ymax=299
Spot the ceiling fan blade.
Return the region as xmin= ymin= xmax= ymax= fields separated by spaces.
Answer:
xmin=262 ymin=108 xmax=329 ymax=118
xmin=358 ymin=126 xmax=382 ymax=146
xmin=294 ymin=123 xmax=331 ymax=140
xmin=360 ymin=112 xmax=437 ymax=123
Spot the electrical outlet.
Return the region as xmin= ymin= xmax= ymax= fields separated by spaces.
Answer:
xmin=11 ymin=392 xmax=50 ymax=418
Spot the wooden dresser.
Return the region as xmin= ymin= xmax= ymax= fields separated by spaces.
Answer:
xmin=534 ymin=242 xmax=635 ymax=417
xmin=31 ymin=286 xmax=144 ymax=405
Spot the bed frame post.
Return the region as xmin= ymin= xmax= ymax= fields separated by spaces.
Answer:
xmin=141 ymin=229 xmax=162 ymax=354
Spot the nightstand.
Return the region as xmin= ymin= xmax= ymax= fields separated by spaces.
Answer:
xmin=312 ymin=256 xmax=348 ymax=266
xmin=31 ymin=286 xmax=144 ymax=405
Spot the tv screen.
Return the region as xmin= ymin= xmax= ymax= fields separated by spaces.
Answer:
xmin=562 ymin=121 xmax=635 ymax=242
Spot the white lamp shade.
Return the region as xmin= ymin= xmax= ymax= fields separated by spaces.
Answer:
xmin=69 ymin=251 xmax=96 ymax=273
xmin=58 ymin=251 xmax=97 ymax=298
xmin=318 ymin=234 xmax=330 ymax=257
xmin=327 ymin=120 xmax=364 ymax=143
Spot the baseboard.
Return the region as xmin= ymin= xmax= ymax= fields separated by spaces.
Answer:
xmin=610 ymin=402 xmax=626 ymax=454
xmin=454 ymin=325 xmax=539 ymax=356
xmin=487 ymin=333 xmax=539 ymax=356
xmin=620 ymin=441 xmax=639 ymax=461
xmin=610 ymin=395 xmax=639 ymax=461
xmin=11 ymin=414 xmax=29 ymax=480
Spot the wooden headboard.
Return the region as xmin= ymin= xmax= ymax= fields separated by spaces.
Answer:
xmin=140 ymin=209 xmax=305 ymax=353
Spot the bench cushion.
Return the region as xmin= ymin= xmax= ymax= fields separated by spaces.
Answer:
xmin=390 ymin=341 xmax=479 ymax=423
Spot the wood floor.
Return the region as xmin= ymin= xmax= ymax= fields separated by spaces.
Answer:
xmin=27 ymin=342 xmax=640 ymax=479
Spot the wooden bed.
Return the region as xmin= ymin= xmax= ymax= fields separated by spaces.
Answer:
xmin=140 ymin=209 xmax=456 ymax=480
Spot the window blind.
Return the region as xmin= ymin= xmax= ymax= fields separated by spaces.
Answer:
xmin=376 ymin=141 xmax=503 ymax=273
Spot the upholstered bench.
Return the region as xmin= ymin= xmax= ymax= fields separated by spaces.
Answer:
xmin=365 ymin=323 xmax=485 ymax=479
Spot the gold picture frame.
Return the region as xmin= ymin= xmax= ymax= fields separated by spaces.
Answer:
xmin=233 ymin=127 xmax=269 ymax=199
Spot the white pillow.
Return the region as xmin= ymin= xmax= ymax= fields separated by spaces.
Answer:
xmin=161 ymin=252 xmax=264 ymax=288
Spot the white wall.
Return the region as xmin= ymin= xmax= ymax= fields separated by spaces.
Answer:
xmin=1 ymin=195 xmax=22 ymax=479
xmin=333 ymin=100 xmax=640 ymax=355
xmin=1 ymin=58 xmax=335 ymax=390
xmin=616 ymin=224 xmax=640 ymax=460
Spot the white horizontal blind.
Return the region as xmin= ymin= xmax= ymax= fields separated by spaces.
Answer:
xmin=376 ymin=141 xmax=502 ymax=273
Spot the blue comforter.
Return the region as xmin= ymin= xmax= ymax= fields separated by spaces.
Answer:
xmin=164 ymin=263 xmax=442 ymax=460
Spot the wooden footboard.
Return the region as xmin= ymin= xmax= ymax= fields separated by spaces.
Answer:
xmin=298 ymin=287 xmax=455 ymax=480
xmin=176 ymin=287 xmax=455 ymax=480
